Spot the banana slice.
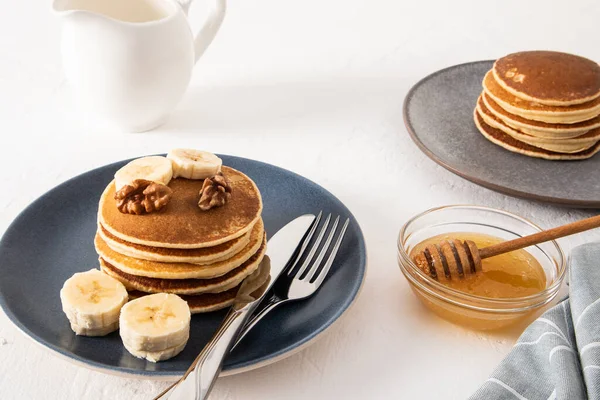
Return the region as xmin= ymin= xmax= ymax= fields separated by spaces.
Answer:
xmin=119 ymin=293 xmax=190 ymax=353
xmin=60 ymin=269 xmax=128 ymax=336
xmin=167 ymin=149 xmax=222 ymax=180
xmin=114 ymin=156 xmax=173 ymax=191
xmin=70 ymin=321 xmax=120 ymax=337
xmin=123 ymin=339 xmax=188 ymax=362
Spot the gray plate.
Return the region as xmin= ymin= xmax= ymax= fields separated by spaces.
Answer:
xmin=403 ymin=60 xmax=600 ymax=208
xmin=0 ymin=155 xmax=366 ymax=378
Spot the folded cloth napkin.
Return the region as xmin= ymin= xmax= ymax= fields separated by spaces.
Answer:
xmin=469 ymin=243 xmax=600 ymax=400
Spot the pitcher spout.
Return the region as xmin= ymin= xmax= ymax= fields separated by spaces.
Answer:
xmin=53 ymin=0 xmax=178 ymax=23
xmin=52 ymin=0 xmax=101 ymax=22
xmin=53 ymin=0 xmax=82 ymax=15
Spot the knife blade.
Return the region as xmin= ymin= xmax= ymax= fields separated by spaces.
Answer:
xmin=155 ymin=214 xmax=316 ymax=400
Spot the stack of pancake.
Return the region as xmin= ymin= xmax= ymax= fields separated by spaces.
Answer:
xmin=474 ymin=51 xmax=600 ymax=160
xmin=94 ymin=166 xmax=270 ymax=313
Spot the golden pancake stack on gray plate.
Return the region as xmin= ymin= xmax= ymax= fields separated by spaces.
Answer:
xmin=474 ymin=51 xmax=600 ymax=160
xmin=95 ymin=152 xmax=270 ymax=313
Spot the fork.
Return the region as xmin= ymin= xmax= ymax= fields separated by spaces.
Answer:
xmin=232 ymin=212 xmax=350 ymax=349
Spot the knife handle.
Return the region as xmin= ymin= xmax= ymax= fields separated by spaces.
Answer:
xmin=156 ymin=307 xmax=252 ymax=400
xmin=194 ymin=309 xmax=247 ymax=399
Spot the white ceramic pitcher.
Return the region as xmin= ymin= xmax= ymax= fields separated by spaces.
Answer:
xmin=53 ymin=0 xmax=226 ymax=132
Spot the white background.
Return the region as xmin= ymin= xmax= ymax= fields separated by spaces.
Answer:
xmin=1 ymin=0 xmax=600 ymax=398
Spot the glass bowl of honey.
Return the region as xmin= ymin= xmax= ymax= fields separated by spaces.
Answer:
xmin=397 ymin=205 xmax=566 ymax=330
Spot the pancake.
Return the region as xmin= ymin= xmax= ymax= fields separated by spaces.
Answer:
xmin=483 ymin=71 xmax=600 ymax=124
xmin=476 ymin=96 xmax=600 ymax=153
xmin=126 ymin=255 xmax=271 ymax=314
xmin=98 ymin=222 xmax=252 ymax=264
xmin=482 ymin=93 xmax=600 ymax=139
xmin=99 ymin=234 xmax=266 ymax=295
xmin=95 ymin=220 xmax=265 ymax=279
xmin=99 ymin=166 xmax=263 ymax=249
xmin=493 ymin=51 xmax=600 ymax=106
xmin=474 ymin=109 xmax=600 ymax=160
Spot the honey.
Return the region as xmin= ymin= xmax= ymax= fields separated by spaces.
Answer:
xmin=410 ymin=232 xmax=546 ymax=298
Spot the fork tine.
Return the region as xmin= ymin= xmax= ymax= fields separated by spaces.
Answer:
xmin=305 ymin=216 xmax=340 ymax=282
xmin=286 ymin=211 xmax=323 ymax=276
xmin=293 ymin=213 xmax=331 ymax=279
xmin=312 ymin=218 xmax=349 ymax=288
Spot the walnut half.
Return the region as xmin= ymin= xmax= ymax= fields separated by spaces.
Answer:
xmin=114 ymin=179 xmax=173 ymax=215
xmin=198 ymin=173 xmax=232 ymax=211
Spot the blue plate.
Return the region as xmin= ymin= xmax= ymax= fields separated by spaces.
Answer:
xmin=0 ymin=155 xmax=366 ymax=378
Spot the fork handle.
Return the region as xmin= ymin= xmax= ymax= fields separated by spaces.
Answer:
xmin=231 ymin=297 xmax=287 ymax=350
xmin=154 ymin=307 xmax=252 ymax=400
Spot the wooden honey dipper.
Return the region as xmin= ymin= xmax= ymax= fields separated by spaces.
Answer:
xmin=412 ymin=214 xmax=600 ymax=281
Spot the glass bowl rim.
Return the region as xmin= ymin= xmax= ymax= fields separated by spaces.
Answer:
xmin=397 ymin=204 xmax=567 ymax=306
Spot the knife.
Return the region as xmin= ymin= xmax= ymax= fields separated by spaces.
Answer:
xmin=154 ymin=214 xmax=316 ymax=400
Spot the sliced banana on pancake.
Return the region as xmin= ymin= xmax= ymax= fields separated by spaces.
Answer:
xmin=114 ymin=156 xmax=173 ymax=191
xmin=120 ymin=293 xmax=190 ymax=358
xmin=167 ymin=149 xmax=222 ymax=179
xmin=60 ymin=269 xmax=128 ymax=336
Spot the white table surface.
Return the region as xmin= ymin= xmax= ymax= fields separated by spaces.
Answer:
xmin=1 ymin=0 xmax=600 ymax=398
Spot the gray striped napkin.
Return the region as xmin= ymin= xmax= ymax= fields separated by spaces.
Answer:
xmin=469 ymin=243 xmax=600 ymax=400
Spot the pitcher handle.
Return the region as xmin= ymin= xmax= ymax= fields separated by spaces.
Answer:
xmin=178 ymin=0 xmax=226 ymax=63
